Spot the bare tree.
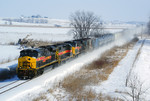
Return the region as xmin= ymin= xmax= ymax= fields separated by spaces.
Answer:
xmin=123 ymin=73 xmax=149 ymax=101
xmin=18 ymin=34 xmax=34 ymax=49
xmin=70 ymin=11 xmax=103 ymax=39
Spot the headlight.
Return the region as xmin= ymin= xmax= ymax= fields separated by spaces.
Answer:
xmin=29 ymin=67 xmax=31 ymax=69
xmin=20 ymin=67 xmax=22 ymax=68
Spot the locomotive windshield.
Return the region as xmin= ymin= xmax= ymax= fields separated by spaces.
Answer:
xmin=20 ymin=49 xmax=38 ymax=58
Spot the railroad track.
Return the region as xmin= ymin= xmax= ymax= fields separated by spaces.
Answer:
xmin=0 ymin=66 xmax=55 ymax=95
xmin=0 ymin=80 xmax=19 ymax=90
xmin=0 ymin=80 xmax=30 ymax=95
xmin=0 ymin=60 xmax=72 ymax=95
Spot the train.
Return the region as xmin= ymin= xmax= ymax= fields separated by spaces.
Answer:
xmin=17 ymin=34 xmax=116 ymax=79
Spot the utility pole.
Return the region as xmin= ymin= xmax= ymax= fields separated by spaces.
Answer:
xmin=141 ymin=24 xmax=143 ymax=39
xmin=149 ymin=17 xmax=150 ymax=36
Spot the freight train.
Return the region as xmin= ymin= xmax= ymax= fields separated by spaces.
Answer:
xmin=17 ymin=34 xmax=115 ymax=79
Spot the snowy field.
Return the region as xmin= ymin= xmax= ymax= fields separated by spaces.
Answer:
xmin=0 ymin=20 xmax=145 ymax=100
xmin=0 ymin=26 xmax=137 ymax=44
xmin=0 ymin=45 xmax=20 ymax=64
xmin=0 ymin=26 xmax=73 ymax=44
xmin=0 ymin=26 xmax=134 ymax=45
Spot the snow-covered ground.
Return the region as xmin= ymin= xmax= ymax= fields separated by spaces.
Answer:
xmin=132 ymin=39 xmax=150 ymax=100
xmin=86 ymin=38 xmax=150 ymax=100
xmin=0 ymin=25 xmax=138 ymax=44
xmin=0 ymin=19 xmax=144 ymax=100
xmin=88 ymin=39 xmax=142 ymax=96
xmin=0 ymin=45 xmax=20 ymax=64
xmin=0 ymin=45 xmax=19 ymax=80
xmin=0 ymin=26 xmax=73 ymax=44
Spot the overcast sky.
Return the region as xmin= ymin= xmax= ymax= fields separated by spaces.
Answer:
xmin=0 ymin=0 xmax=150 ymax=22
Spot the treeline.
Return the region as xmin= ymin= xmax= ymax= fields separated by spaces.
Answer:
xmin=3 ymin=15 xmax=49 ymax=24
xmin=3 ymin=18 xmax=49 ymax=24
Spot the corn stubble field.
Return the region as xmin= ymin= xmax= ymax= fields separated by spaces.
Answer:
xmin=33 ymin=38 xmax=138 ymax=101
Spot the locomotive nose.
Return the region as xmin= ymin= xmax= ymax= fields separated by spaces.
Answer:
xmin=18 ymin=56 xmax=32 ymax=69
xmin=18 ymin=56 xmax=37 ymax=69
xmin=17 ymin=56 xmax=37 ymax=79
